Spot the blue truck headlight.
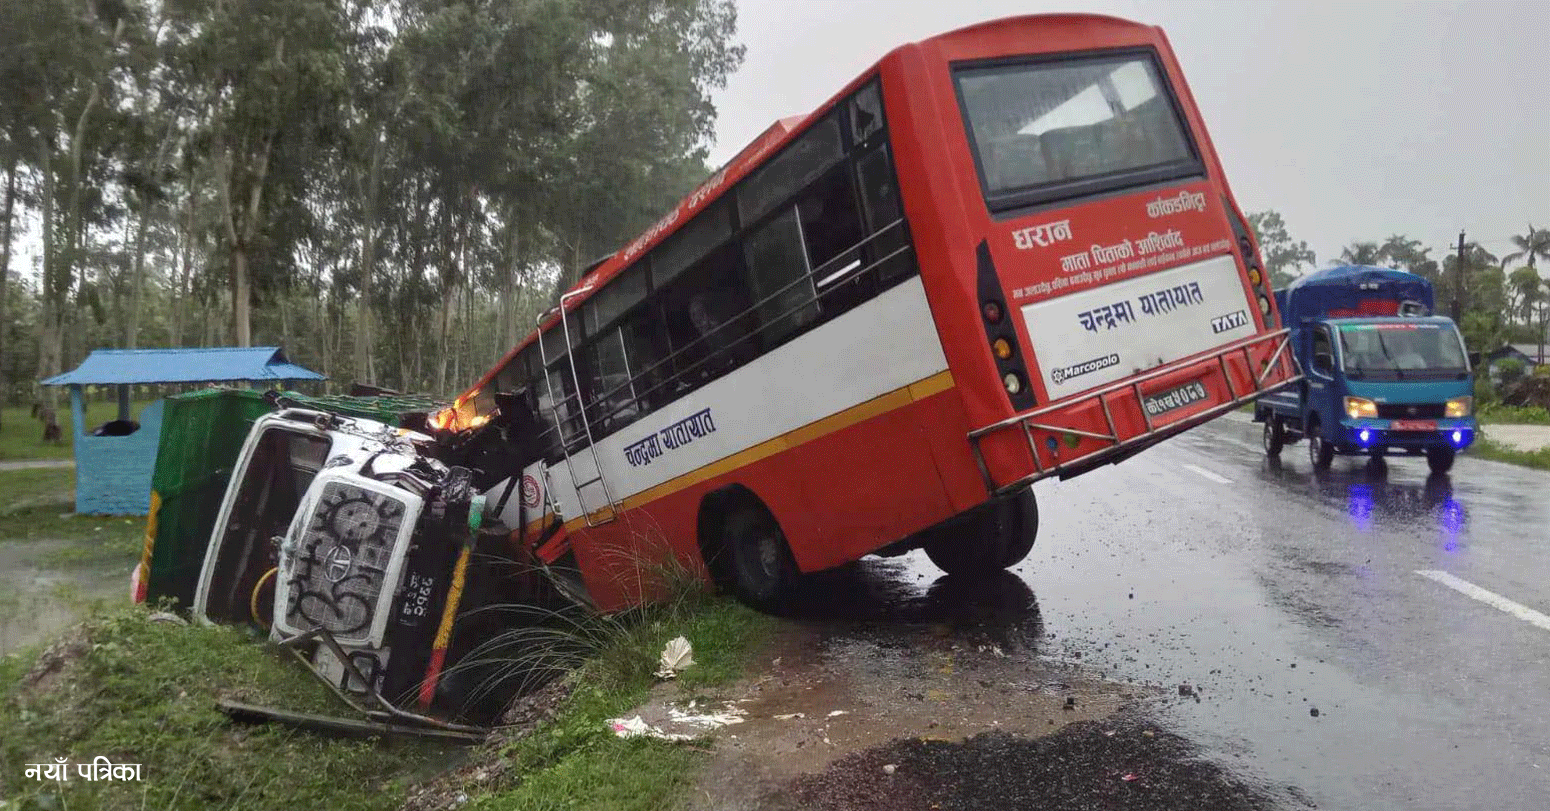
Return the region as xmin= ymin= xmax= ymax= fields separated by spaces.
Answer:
xmin=1345 ymin=396 xmax=1378 ymax=420
xmin=1445 ymin=396 xmax=1473 ymax=418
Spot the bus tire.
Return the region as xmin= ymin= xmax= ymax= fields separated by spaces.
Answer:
xmin=1426 ymin=446 xmax=1455 ymax=474
xmin=924 ymin=489 xmax=1038 ymax=577
xmin=1263 ymin=416 xmax=1285 ymax=457
xmin=721 ymin=499 xmax=800 ymax=613
xmin=1306 ymin=421 xmax=1335 ymax=471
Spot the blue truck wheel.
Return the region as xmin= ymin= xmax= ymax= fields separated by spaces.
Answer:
xmin=1263 ymin=418 xmax=1285 ymax=457
xmin=1306 ymin=423 xmax=1335 ymax=470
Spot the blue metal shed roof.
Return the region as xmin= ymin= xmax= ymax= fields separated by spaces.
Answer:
xmin=41 ymin=347 xmax=326 ymax=385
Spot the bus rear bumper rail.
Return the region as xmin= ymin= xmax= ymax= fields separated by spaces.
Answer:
xmin=969 ymin=329 xmax=1301 ymax=495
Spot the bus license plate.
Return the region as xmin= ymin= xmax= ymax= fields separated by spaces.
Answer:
xmin=1142 ymin=380 xmax=1209 ymax=418
xmin=1391 ymin=419 xmax=1437 ymax=431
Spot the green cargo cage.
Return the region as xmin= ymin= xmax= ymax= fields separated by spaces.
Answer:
xmin=140 ymin=388 xmax=444 ymax=608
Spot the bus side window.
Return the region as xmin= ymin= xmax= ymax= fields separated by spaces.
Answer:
xmin=798 ymin=164 xmax=868 ymax=314
xmin=743 ymin=207 xmax=818 ymax=348
xmin=854 ymin=143 xmax=914 ymax=286
xmin=584 ymin=328 xmax=645 ymax=436
xmin=621 ymin=305 xmax=673 ymax=414
xmin=664 ymin=243 xmax=757 ymax=391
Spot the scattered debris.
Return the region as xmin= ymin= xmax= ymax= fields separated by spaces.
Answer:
xmin=882 ymin=763 xmax=898 ymax=775
xmin=773 ymin=712 xmax=805 ymax=721
xmin=147 ymin=611 xmax=188 ymax=625
xmin=1121 ymin=772 xmax=1140 ymax=782
xmin=827 ymin=710 xmax=850 ymax=718
xmin=1178 ymin=683 xmax=1195 ymax=698
xmin=1310 ymin=707 xmax=1320 ymax=718
xmin=656 ymin=636 xmax=695 ymax=679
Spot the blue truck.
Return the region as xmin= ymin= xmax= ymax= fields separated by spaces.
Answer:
xmin=1254 ymin=265 xmax=1476 ymax=474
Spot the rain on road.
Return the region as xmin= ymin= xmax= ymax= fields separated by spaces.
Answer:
xmin=740 ymin=412 xmax=1550 ymax=810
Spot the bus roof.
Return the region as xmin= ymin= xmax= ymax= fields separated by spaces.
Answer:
xmin=469 ymin=13 xmax=1159 ymax=395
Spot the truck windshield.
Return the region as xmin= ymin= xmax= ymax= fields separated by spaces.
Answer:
xmin=954 ymin=52 xmax=1200 ymax=210
xmin=1337 ymin=323 xmax=1468 ymax=379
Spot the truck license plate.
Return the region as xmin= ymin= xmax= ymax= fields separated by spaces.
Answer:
xmin=1142 ymin=380 xmax=1209 ymax=418
xmin=1391 ymin=419 xmax=1438 ymax=431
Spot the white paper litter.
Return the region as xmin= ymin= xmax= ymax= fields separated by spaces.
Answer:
xmin=655 ymin=636 xmax=695 ymax=679
xmin=773 ymin=712 xmax=805 ymax=721
xmin=826 ymin=710 xmax=850 ymax=718
xmin=607 ymin=715 xmax=694 ymax=742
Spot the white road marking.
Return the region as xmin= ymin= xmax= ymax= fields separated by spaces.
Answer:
xmin=1415 ymin=570 xmax=1550 ymax=632
xmin=1182 ymin=463 xmax=1233 ymax=484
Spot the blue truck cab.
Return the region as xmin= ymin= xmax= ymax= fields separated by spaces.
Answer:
xmin=1254 ymin=265 xmax=1476 ymax=474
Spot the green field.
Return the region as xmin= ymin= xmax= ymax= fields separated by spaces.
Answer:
xmin=0 ymin=399 xmax=160 ymax=462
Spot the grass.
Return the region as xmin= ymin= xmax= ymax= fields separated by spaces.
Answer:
xmin=466 ymin=594 xmax=771 ymax=811
xmin=0 ymin=607 xmax=454 ymax=811
xmin=1477 ymin=401 xmax=1550 ymax=425
xmin=0 ymin=398 xmax=159 ymax=462
xmin=0 ymin=468 xmax=143 ymax=560
xmin=1471 ymin=435 xmax=1550 ymax=471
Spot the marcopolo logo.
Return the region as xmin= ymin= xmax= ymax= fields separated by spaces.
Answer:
xmin=1051 ymin=353 xmax=1120 ymax=385
xmin=1210 ymin=309 xmax=1249 ymax=334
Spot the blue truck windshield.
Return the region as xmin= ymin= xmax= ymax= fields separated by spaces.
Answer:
xmin=1337 ymin=323 xmax=1467 ymax=379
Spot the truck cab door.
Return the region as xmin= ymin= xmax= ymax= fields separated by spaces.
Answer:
xmin=1305 ymin=326 xmax=1340 ymax=425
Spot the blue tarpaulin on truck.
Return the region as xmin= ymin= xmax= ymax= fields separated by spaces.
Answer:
xmin=1274 ymin=265 xmax=1435 ymax=325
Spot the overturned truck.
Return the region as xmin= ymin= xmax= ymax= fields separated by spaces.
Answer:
xmin=137 ymin=389 xmax=553 ymax=726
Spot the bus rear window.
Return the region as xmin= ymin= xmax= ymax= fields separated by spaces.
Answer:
xmin=955 ymin=53 xmax=1201 ymax=211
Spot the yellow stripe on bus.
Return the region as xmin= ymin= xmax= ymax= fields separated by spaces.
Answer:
xmin=533 ymin=369 xmax=956 ymax=534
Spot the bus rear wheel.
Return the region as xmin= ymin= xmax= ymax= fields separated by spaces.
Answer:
xmin=924 ymin=489 xmax=1038 ymax=577
xmin=722 ymin=501 xmax=800 ymax=613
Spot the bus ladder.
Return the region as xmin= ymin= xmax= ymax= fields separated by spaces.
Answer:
xmin=537 ymin=285 xmax=619 ymax=527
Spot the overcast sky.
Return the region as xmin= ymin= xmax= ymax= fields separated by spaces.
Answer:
xmin=708 ymin=0 xmax=1550 ymax=265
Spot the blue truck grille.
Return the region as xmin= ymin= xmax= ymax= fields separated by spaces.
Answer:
xmin=1376 ymin=403 xmax=1445 ymax=419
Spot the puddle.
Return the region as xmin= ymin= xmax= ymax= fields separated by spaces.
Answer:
xmin=0 ymin=539 xmax=129 ymax=655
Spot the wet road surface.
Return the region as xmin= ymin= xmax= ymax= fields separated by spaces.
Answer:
xmin=690 ymin=411 xmax=1549 ymax=810
xmin=863 ymin=411 xmax=1550 ymax=809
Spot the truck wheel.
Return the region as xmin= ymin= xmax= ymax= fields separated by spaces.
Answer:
xmin=925 ymin=489 xmax=1038 ymax=577
xmin=722 ymin=500 xmax=800 ymax=613
xmin=1263 ymin=417 xmax=1285 ymax=457
xmin=1306 ymin=422 xmax=1335 ymax=471
xmin=1426 ymin=446 xmax=1456 ymax=474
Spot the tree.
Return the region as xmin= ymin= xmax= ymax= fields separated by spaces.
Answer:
xmin=1504 ymin=224 xmax=1550 ymax=269
xmin=1246 ymin=210 xmax=1316 ymax=289
xmin=1339 ymin=241 xmax=1382 ymax=266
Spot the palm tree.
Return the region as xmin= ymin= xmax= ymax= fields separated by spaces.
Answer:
xmin=1339 ymin=241 xmax=1382 ymax=265
xmin=1503 ymin=224 xmax=1550 ymax=269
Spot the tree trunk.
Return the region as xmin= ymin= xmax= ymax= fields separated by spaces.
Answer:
xmin=124 ymin=203 xmax=151 ymax=348
xmin=0 ymin=157 xmax=14 ymax=426
xmin=354 ymin=129 xmax=385 ymax=385
xmin=34 ymin=136 xmax=62 ymax=429
xmin=231 ymin=244 xmax=252 ymax=347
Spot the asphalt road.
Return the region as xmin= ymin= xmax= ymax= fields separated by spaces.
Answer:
xmin=843 ymin=412 xmax=1550 ymax=809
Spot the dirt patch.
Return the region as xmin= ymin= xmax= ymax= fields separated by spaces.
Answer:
xmin=770 ymin=719 xmax=1281 ymax=811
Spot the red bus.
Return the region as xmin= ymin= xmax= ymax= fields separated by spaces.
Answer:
xmin=435 ymin=13 xmax=1299 ymax=611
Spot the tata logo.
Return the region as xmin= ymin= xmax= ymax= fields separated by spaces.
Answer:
xmin=1210 ymin=310 xmax=1249 ymax=334
xmin=322 ymin=545 xmax=355 ymax=583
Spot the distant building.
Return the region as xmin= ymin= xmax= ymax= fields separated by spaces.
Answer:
xmin=1483 ymin=343 xmax=1546 ymax=383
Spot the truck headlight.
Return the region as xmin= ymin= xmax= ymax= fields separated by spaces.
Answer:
xmin=1345 ymin=396 xmax=1378 ymax=420
xmin=1445 ymin=396 xmax=1473 ymax=418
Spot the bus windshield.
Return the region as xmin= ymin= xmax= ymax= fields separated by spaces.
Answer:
xmin=1337 ymin=323 xmax=1468 ymax=379
xmin=955 ymin=53 xmax=1199 ymax=209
